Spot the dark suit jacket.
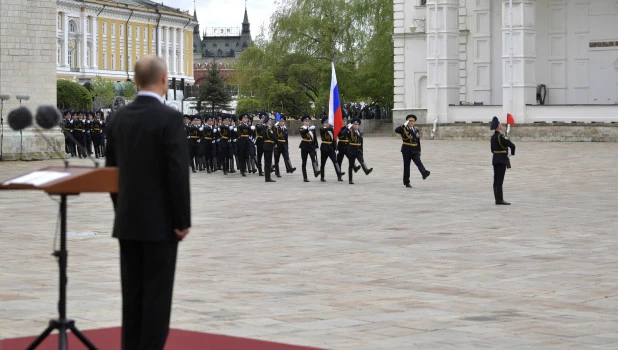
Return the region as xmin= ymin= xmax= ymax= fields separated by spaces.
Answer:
xmin=491 ymin=131 xmax=516 ymax=166
xmin=105 ymin=95 xmax=191 ymax=242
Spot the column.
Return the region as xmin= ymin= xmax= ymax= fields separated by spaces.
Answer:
xmin=167 ymin=27 xmax=172 ymax=71
xmin=172 ymin=27 xmax=177 ymax=74
xmin=426 ymin=0 xmax=460 ymax=123
xmin=179 ymin=29 xmax=184 ymax=75
xmin=502 ymin=0 xmax=536 ymax=124
xmin=63 ymin=12 xmax=69 ymax=67
xmin=81 ymin=11 xmax=88 ymax=69
xmin=92 ymin=16 xmax=98 ymax=69
xmin=157 ymin=26 xmax=163 ymax=57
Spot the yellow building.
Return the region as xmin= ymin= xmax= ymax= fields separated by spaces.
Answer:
xmin=56 ymin=0 xmax=195 ymax=84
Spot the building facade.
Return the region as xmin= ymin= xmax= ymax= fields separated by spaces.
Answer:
xmin=56 ymin=0 xmax=196 ymax=84
xmin=393 ymin=0 xmax=618 ymax=125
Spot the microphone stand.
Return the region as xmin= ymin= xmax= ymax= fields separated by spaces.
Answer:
xmin=0 ymin=100 xmax=4 ymax=161
xmin=35 ymin=127 xmax=69 ymax=168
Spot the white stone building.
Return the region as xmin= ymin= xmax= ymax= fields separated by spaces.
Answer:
xmin=393 ymin=0 xmax=618 ymax=125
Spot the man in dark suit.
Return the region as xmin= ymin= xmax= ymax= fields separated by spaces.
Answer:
xmin=394 ymin=114 xmax=430 ymax=188
xmin=490 ymin=116 xmax=516 ymax=205
xmin=105 ymin=55 xmax=191 ymax=350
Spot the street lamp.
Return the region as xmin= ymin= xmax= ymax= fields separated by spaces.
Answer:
xmin=0 ymin=93 xmax=10 ymax=161
xmin=15 ymin=95 xmax=30 ymax=160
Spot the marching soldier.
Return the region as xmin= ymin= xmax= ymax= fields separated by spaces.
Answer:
xmin=299 ymin=114 xmax=320 ymax=182
xmin=347 ymin=118 xmax=373 ymax=184
xmin=62 ymin=110 xmax=75 ymax=157
xmin=91 ymin=110 xmax=105 ymax=158
xmin=255 ymin=113 xmax=266 ymax=176
xmin=262 ymin=115 xmax=277 ymax=182
xmin=73 ymin=111 xmax=86 ymax=158
xmin=236 ymin=113 xmax=252 ymax=176
xmin=336 ymin=117 xmax=350 ymax=168
xmin=394 ymin=114 xmax=430 ymax=188
xmin=319 ymin=116 xmax=345 ymax=182
xmin=218 ymin=116 xmax=234 ymax=174
xmin=230 ymin=116 xmax=239 ymax=173
xmin=85 ymin=111 xmax=93 ymax=156
xmin=490 ymin=116 xmax=516 ymax=205
xmin=274 ymin=116 xmax=295 ymax=177
xmin=187 ymin=116 xmax=202 ymax=173
xmin=201 ymin=116 xmax=217 ymax=173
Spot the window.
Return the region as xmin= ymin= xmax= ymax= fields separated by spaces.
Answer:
xmin=111 ymin=23 xmax=116 ymax=37
xmin=111 ymin=53 xmax=115 ymax=70
xmin=57 ymin=46 xmax=61 ymax=65
xmin=69 ymin=20 xmax=77 ymax=33
xmin=420 ymin=0 xmax=427 ymax=5
xmin=120 ymin=54 xmax=124 ymax=70
xmin=128 ymin=55 xmax=132 ymax=71
xmin=144 ymin=27 xmax=148 ymax=44
xmin=136 ymin=26 xmax=140 ymax=41
xmin=102 ymin=22 xmax=107 ymax=36
xmin=87 ymin=46 xmax=91 ymax=66
xmin=128 ymin=25 xmax=132 ymax=41
xmin=57 ymin=14 xmax=61 ymax=29
xmin=120 ymin=24 xmax=124 ymax=38
xmin=68 ymin=50 xmax=74 ymax=67
xmin=103 ymin=53 xmax=107 ymax=70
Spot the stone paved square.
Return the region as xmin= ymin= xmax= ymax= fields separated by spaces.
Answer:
xmin=1 ymin=136 xmax=617 ymax=349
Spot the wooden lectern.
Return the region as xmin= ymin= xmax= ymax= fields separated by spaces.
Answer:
xmin=0 ymin=166 xmax=118 ymax=350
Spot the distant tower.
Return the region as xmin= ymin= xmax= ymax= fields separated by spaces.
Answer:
xmin=192 ymin=2 xmax=201 ymax=53
xmin=240 ymin=4 xmax=252 ymax=48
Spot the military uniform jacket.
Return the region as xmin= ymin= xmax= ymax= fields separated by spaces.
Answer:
xmin=394 ymin=125 xmax=421 ymax=155
xmin=348 ymin=129 xmax=364 ymax=156
xmin=62 ymin=118 xmax=73 ymax=134
xmin=320 ymin=126 xmax=336 ymax=152
xmin=255 ymin=123 xmax=265 ymax=143
xmin=262 ymin=126 xmax=277 ymax=152
xmin=73 ymin=119 xmax=85 ymax=133
xmin=202 ymin=125 xmax=216 ymax=144
xmin=275 ymin=125 xmax=289 ymax=145
xmin=299 ymin=126 xmax=318 ymax=151
xmin=187 ymin=125 xmax=201 ymax=145
xmin=237 ymin=123 xmax=251 ymax=139
xmin=491 ymin=131 xmax=515 ymax=166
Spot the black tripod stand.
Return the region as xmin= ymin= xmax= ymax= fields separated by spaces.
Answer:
xmin=27 ymin=194 xmax=97 ymax=350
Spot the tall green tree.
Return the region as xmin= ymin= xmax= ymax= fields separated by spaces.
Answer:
xmin=198 ymin=63 xmax=232 ymax=115
xmin=91 ymin=76 xmax=115 ymax=108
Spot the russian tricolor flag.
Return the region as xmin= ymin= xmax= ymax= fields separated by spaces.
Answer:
xmin=328 ymin=62 xmax=343 ymax=139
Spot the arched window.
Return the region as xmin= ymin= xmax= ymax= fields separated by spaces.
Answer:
xmin=69 ymin=20 xmax=77 ymax=33
xmin=217 ymin=49 xmax=223 ymax=57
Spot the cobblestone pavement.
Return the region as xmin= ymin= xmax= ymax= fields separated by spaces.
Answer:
xmin=1 ymin=137 xmax=617 ymax=349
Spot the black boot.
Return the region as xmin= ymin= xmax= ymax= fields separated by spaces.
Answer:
xmin=285 ymin=159 xmax=296 ymax=173
xmin=348 ymin=169 xmax=354 ymax=184
xmin=206 ymin=159 xmax=211 ymax=173
xmin=354 ymin=165 xmax=361 ymax=173
xmin=275 ymin=163 xmax=282 ymax=178
xmin=496 ymin=186 xmax=510 ymax=205
xmin=302 ymin=166 xmax=309 ymax=182
xmin=361 ymin=161 xmax=373 ymax=175
xmin=258 ymin=162 xmax=264 ymax=176
xmin=423 ymin=170 xmax=431 ymax=180
xmin=335 ymin=163 xmax=345 ymax=181
xmin=312 ymin=161 xmax=320 ymax=178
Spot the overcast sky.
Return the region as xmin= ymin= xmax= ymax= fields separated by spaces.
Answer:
xmin=168 ymin=0 xmax=277 ymax=38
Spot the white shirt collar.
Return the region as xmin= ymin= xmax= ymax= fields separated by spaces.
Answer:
xmin=137 ymin=90 xmax=164 ymax=104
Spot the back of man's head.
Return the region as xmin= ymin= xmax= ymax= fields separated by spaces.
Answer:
xmin=134 ymin=55 xmax=167 ymax=90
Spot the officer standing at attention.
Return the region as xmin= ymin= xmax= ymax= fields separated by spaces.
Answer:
xmin=490 ymin=116 xmax=516 ymax=205
xmin=262 ymin=115 xmax=277 ymax=182
xmin=274 ymin=116 xmax=295 ymax=176
xmin=347 ymin=118 xmax=373 ymax=184
xmin=236 ymin=113 xmax=251 ymax=176
xmin=319 ymin=116 xmax=345 ymax=182
xmin=255 ymin=113 xmax=266 ymax=176
xmin=394 ymin=114 xmax=430 ymax=188
xmin=299 ymin=115 xmax=320 ymax=182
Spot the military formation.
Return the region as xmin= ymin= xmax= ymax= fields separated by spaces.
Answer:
xmin=182 ymin=112 xmax=376 ymax=184
xmin=58 ymin=108 xmax=515 ymax=204
xmin=61 ymin=109 xmax=107 ymax=159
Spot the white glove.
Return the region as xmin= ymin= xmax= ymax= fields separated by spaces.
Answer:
xmin=309 ymin=125 xmax=315 ymax=130
xmin=250 ymin=125 xmax=255 ymax=130
xmin=197 ymin=139 xmax=201 ymax=143
xmin=347 ymin=123 xmax=352 ymax=129
xmin=302 ymin=125 xmax=308 ymax=130
xmin=99 ymin=130 xmax=103 ymax=133
xmin=335 ymin=150 xmax=339 ymax=155
xmin=70 ymin=120 xmax=74 ymax=124
xmin=187 ymin=136 xmax=190 ymax=139
xmin=233 ymin=127 xmax=237 ymax=132
xmin=229 ymin=125 xmax=233 ymax=130
xmin=214 ymin=128 xmax=218 ymax=133
xmin=233 ymin=139 xmax=237 ymax=142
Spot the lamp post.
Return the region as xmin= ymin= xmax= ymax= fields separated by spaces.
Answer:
xmin=0 ymin=93 xmax=10 ymax=161
xmin=16 ymin=95 xmax=30 ymax=160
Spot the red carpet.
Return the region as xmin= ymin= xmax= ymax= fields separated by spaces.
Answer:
xmin=0 ymin=327 xmax=324 ymax=350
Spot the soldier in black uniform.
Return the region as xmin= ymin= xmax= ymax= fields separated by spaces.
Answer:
xmin=394 ymin=114 xmax=430 ymax=188
xmin=255 ymin=113 xmax=266 ymax=176
xmin=230 ymin=116 xmax=238 ymax=173
xmin=91 ymin=110 xmax=105 ymax=158
xmin=490 ymin=116 xmax=516 ymax=205
xmin=202 ymin=116 xmax=217 ymax=173
xmin=236 ymin=113 xmax=252 ymax=176
xmin=73 ymin=111 xmax=86 ymax=158
xmin=274 ymin=116 xmax=295 ymax=177
xmin=262 ymin=115 xmax=277 ymax=182
xmin=218 ymin=116 xmax=234 ymax=174
xmin=319 ymin=116 xmax=345 ymax=182
xmin=336 ymin=117 xmax=350 ymax=168
xmin=347 ymin=118 xmax=373 ymax=184
xmin=187 ymin=116 xmax=202 ymax=173
xmin=299 ymin=114 xmax=320 ymax=182
xmin=62 ymin=110 xmax=75 ymax=157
